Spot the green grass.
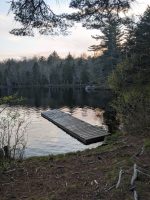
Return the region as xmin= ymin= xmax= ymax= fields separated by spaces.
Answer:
xmin=0 ymin=159 xmax=14 ymax=172
xmin=25 ymin=151 xmax=82 ymax=163
xmin=25 ymin=132 xmax=122 ymax=163
xmin=106 ymin=131 xmax=122 ymax=144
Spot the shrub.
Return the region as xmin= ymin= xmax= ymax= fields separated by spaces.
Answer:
xmin=0 ymin=108 xmax=30 ymax=161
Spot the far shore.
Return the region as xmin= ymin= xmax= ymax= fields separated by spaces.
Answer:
xmin=0 ymin=84 xmax=111 ymax=90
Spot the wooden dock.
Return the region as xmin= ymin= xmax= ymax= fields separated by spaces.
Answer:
xmin=41 ymin=109 xmax=110 ymax=145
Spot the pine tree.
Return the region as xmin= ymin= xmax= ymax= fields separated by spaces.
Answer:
xmin=89 ymin=13 xmax=122 ymax=71
xmin=9 ymin=0 xmax=134 ymax=36
xmin=32 ymin=62 xmax=41 ymax=85
xmin=109 ymin=6 xmax=150 ymax=134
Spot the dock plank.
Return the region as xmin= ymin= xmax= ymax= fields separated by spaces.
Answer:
xmin=41 ymin=109 xmax=110 ymax=145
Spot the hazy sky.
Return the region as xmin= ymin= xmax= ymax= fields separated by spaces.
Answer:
xmin=0 ymin=0 xmax=150 ymax=60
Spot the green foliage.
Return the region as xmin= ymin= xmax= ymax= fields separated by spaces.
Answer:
xmin=0 ymin=159 xmax=11 ymax=172
xmin=81 ymin=68 xmax=89 ymax=84
xmin=0 ymin=94 xmax=24 ymax=105
xmin=70 ymin=0 xmax=133 ymax=28
xmin=0 ymin=52 xmax=110 ymax=87
xmin=106 ymin=131 xmax=122 ymax=144
xmin=88 ymin=12 xmax=123 ymax=86
xmin=62 ymin=63 xmax=74 ymax=84
xmin=9 ymin=0 xmax=134 ymax=36
xmin=32 ymin=62 xmax=41 ymax=85
xmin=109 ymin=7 xmax=150 ymax=135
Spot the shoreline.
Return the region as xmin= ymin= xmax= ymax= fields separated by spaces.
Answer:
xmin=0 ymin=132 xmax=150 ymax=200
xmin=0 ymin=85 xmax=111 ymax=90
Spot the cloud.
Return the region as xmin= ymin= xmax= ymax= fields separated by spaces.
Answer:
xmin=0 ymin=12 xmax=98 ymax=60
xmin=0 ymin=13 xmax=24 ymax=41
xmin=0 ymin=0 xmax=150 ymax=61
xmin=0 ymin=14 xmax=12 ymax=35
xmin=130 ymin=0 xmax=150 ymax=15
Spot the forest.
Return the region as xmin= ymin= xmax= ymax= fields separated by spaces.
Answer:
xmin=0 ymin=1 xmax=150 ymax=199
xmin=1 ymin=4 xmax=150 ymax=135
xmin=0 ymin=52 xmax=109 ymax=88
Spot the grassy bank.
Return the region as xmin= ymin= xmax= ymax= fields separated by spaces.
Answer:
xmin=0 ymin=132 xmax=150 ymax=200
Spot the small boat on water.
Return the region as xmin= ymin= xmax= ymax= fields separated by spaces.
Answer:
xmin=85 ymin=84 xmax=111 ymax=92
xmin=85 ymin=85 xmax=97 ymax=92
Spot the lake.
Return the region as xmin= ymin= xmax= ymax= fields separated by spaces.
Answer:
xmin=0 ymin=87 xmax=113 ymax=157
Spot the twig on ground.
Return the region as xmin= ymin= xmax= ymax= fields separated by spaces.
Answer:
xmin=137 ymin=169 xmax=150 ymax=178
xmin=134 ymin=190 xmax=138 ymax=200
xmin=105 ymin=184 xmax=116 ymax=191
xmin=131 ymin=164 xmax=138 ymax=186
xmin=0 ymin=106 xmax=8 ymax=114
xmin=116 ymin=168 xmax=124 ymax=189
xmin=131 ymin=164 xmax=138 ymax=200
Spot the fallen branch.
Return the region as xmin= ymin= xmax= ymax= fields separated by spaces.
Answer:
xmin=134 ymin=190 xmax=138 ymax=200
xmin=3 ymin=169 xmax=16 ymax=174
xmin=139 ymin=146 xmax=145 ymax=156
xmin=0 ymin=106 xmax=8 ymax=114
xmin=105 ymin=184 xmax=116 ymax=191
xmin=131 ymin=164 xmax=138 ymax=186
xmin=116 ymin=169 xmax=124 ymax=189
xmin=132 ymin=145 xmax=145 ymax=159
xmin=135 ymin=145 xmax=145 ymax=157
xmin=105 ymin=168 xmax=124 ymax=191
xmin=131 ymin=164 xmax=138 ymax=200
xmin=137 ymin=169 xmax=150 ymax=178
xmin=138 ymin=166 xmax=150 ymax=174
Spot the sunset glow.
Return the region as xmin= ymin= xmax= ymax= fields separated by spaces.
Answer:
xmin=0 ymin=0 xmax=149 ymax=60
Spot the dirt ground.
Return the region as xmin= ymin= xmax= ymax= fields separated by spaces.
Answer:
xmin=0 ymin=133 xmax=150 ymax=200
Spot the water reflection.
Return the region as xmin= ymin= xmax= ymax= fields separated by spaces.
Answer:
xmin=61 ymin=107 xmax=105 ymax=127
xmin=0 ymin=87 xmax=113 ymax=109
xmin=0 ymin=88 xmax=113 ymax=157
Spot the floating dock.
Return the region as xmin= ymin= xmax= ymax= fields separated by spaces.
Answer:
xmin=41 ymin=109 xmax=109 ymax=145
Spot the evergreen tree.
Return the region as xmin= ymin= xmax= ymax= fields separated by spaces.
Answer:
xmin=32 ymin=62 xmax=41 ymax=85
xmin=90 ymin=13 xmax=122 ymax=73
xmin=81 ymin=68 xmax=89 ymax=84
xmin=9 ymin=0 xmax=134 ymax=36
xmin=109 ymin=6 xmax=150 ymax=134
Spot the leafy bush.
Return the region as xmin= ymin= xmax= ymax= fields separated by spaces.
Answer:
xmin=108 ymin=7 xmax=150 ymax=135
xmin=109 ymin=56 xmax=150 ymax=134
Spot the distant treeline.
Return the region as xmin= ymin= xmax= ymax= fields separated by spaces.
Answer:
xmin=0 ymin=52 xmax=111 ymax=88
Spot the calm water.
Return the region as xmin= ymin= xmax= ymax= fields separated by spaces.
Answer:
xmin=0 ymin=88 xmax=113 ymax=157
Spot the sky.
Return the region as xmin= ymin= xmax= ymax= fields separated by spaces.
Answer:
xmin=0 ymin=0 xmax=150 ymax=61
